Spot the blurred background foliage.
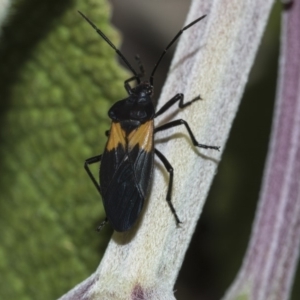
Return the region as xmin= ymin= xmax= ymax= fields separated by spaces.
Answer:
xmin=0 ymin=0 xmax=298 ymax=299
xmin=0 ymin=0 xmax=126 ymax=299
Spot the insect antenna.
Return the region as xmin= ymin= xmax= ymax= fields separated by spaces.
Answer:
xmin=78 ymin=11 xmax=140 ymax=84
xmin=149 ymin=15 xmax=206 ymax=87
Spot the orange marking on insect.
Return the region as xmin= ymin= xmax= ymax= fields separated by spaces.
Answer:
xmin=128 ymin=120 xmax=154 ymax=152
xmin=106 ymin=122 xmax=126 ymax=151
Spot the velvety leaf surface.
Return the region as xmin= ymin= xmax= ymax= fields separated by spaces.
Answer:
xmin=0 ymin=0 xmax=127 ymax=299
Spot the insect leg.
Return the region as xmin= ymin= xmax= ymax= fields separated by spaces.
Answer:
xmin=154 ymin=93 xmax=201 ymax=118
xmin=154 ymin=148 xmax=182 ymax=225
xmin=96 ymin=217 xmax=108 ymax=232
xmin=155 ymin=119 xmax=220 ymax=151
xmin=85 ymin=155 xmax=109 ymax=230
xmin=84 ymin=155 xmax=102 ymax=195
xmin=124 ymin=76 xmax=140 ymax=94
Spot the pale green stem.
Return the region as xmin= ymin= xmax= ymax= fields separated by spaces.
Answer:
xmin=60 ymin=0 xmax=275 ymax=299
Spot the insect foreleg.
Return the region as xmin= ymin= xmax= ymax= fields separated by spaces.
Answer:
xmin=154 ymin=94 xmax=201 ymax=118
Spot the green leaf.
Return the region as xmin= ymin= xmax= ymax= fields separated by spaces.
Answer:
xmin=0 ymin=0 xmax=128 ymax=299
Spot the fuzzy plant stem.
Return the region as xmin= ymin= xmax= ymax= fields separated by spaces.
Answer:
xmin=59 ymin=0 xmax=275 ymax=299
xmin=223 ymin=2 xmax=300 ymax=300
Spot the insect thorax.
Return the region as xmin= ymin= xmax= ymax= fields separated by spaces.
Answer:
xmin=108 ymin=83 xmax=155 ymax=124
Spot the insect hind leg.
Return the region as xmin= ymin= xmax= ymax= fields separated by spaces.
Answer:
xmin=155 ymin=148 xmax=182 ymax=225
xmin=85 ymin=155 xmax=109 ymax=231
xmin=96 ymin=217 xmax=108 ymax=232
xmin=84 ymin=155 xmax=102 ymax=195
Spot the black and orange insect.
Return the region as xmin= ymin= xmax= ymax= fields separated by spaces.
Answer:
xmin=79 ymin=11 xmax=219 ymax=232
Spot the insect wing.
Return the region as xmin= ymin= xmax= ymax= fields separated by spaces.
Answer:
xmin=100 ymin=121 xmax=154 ymax=231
